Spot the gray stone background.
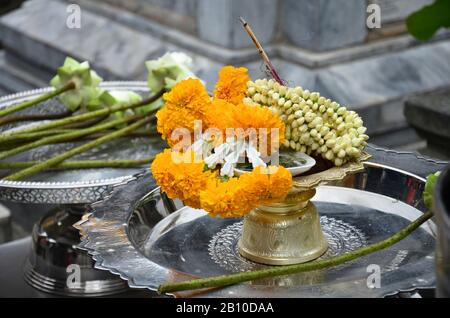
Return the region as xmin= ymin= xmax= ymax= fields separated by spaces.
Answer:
xmin=1 ymin=0 xmax=449 ymax=152
xmin=0 ymin=0 xmax=449 ymax=243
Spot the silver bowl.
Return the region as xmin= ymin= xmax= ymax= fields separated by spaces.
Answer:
xmin=0 ymin=82 xmax=165 ymax=296
xmin=0 ymin=81 xmax=164 ymax=204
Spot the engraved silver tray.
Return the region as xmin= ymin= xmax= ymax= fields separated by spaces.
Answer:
xmin=0 ymin=82 xmax=165 ymax=204
xmin=76 ymin=147 xmax=447 ymax=298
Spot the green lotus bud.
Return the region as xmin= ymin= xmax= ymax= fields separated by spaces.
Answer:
xmin=146 ymin=52 xmax=197 ymax=93
xmin=50 ymin=57 xmax=103 ymax=111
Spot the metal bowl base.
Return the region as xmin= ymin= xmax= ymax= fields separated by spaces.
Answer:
xmin=238 ymin=200 xmax=329 ymax=266
xmin=23 ymin=205 xmax=128 ymax=297
xmin=23 ymin=262 xmax=128 ymax=297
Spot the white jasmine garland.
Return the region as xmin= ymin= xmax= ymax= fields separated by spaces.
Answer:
xmin=192 ymin=133 xmax=267 ymax=177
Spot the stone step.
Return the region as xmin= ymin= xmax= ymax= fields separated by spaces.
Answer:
xmin=0 ymin=0 xmax=165 ymax=81
xmin=0 ymin=51 xmax=49 ymax=93
xmin=0 ymin=87 xmax=8 ymax=98
xmin=1 ymin=0 xmax=450 ymax=145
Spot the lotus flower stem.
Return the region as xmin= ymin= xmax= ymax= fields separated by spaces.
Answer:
xmin=0 ymin=129 xmax=77 ymax=144
xmin=0 ymin=89 xmax=165 ymax=141
xmin=4 ymin=116 xmax=152 ymax=181
xmin=0 ymin=110 xmax=74 ymax=127
xmin=0 ymin=157 xmax=154 ymax=170
xmin=1 ymin=129 xmax=157 ymax=147
xmin=0 ymin=114 xmax=148 ymax=160
xmin=70 ymin=129 xmax=157 ymax=141
xmin=62 ymin=114 xmax=109 ymax=130
xmin=0 ymin=81 xmax=76 ymax=118
xmin=158 ymin=210 xmax=434 ymax=294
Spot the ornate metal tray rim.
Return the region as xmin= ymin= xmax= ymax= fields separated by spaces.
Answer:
xmin=0 ymin=81 xmax=149 ymax=189
xmin=76 ymin=151 xmax=440 ymax=298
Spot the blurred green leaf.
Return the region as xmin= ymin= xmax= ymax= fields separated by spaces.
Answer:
xmin=423 ymin=171 xmax=441 ymax=210
xmin=407 ymin=0 xmax=450 ymax=41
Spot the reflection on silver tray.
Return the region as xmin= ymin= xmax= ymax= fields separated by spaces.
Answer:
xmin=77 ymin=161 xmax=437 ymax=298
xmin=0 ymin=82 xmax=165 ymax=203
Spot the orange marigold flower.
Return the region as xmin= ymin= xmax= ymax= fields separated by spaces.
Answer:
xmin=226 ymin=103 xmax=285 ymax=155
xmin=157 ymin=78 xmax=211 ymax=145
xmin=262 ymin=166 xmax=293 ymax=202
xmin=240 ymin=166 xmax=292 ymax=204
xmin=200 ymin=178 xmax=251 ymax=218
xmin=151 ymin=149 xmax=215 ymax=208
xmin=214 ymin=66 xmax=250 ymax=105
xmin=164 ymin=78 xmax=210 ymax=113
xmin=199 ymin=166 xmax=292 ymax=218
xmin=203 ymin=98 xmax=236 ymax=132
xmin=156 ymin=107 xmax=200 ymax=148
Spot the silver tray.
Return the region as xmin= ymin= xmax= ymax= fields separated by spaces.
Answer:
xmin=76 ymin=158 xmax=438 ymax=298
xmin=0 ymin=82 xmax=165 ymax=204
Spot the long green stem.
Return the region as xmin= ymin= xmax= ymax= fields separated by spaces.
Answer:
xmin=0 ymin=129 xmax=77 ymax=144
xmin=0 ymin=110 xmax=73 ymax=127
xmin=0 ymin=114 xmax=146 ymax=160
xmin=0 ymin=89 xmax=164 ymax=140
xmin=4 ymin=117 xmax=152 ymax=181
xmin=158 ymin=210 xmax=434 ymax=294
xmin=74 ymin=129 xmax=157 ymax=141
xmin=0 ymin=157 xmax=154 ymax=170
xmin=0 ymin=81 xmax=76 ymax=117
xmin=0 ymin=128 xmax=157 ymax=152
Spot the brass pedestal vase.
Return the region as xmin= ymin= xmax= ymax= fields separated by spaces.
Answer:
xmin=238 ymin=189 xmax=328 ymax=265
xmin=238 ymin=154 xmax=370 ymax=266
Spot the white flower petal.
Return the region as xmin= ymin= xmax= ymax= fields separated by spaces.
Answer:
xmin=220 ymin=160 xmax=235 ymax=177
xmin=247 ymin=145 xmax=267 ymax=168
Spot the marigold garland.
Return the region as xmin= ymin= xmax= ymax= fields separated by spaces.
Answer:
xmin=156 ymin=66 xmax=285 ymax=149
xmin=156 ymin=78 xmax=211 ymax=146
xmin=214 ymin=66 xmax=250 ymax=105
xmin=200 ymin=177 xmax=250 ymax=218
xmin=200 ymin=166 xmax=292 ymax=218
xmin=152 ymin=148 xmax=293 ymax=218
xmin=152 ymin=67 xmax=293 ymax=218
xmin=203 ymin=98 xmax=236 ymax=133
xmin=241 ymin=166 xmax=293 ymax=204
xmin=151 ymin=149 xmax=215 ymax=208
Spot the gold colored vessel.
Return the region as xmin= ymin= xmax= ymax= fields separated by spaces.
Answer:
xmin=238 ymin=153 xmax=371 ymax=266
